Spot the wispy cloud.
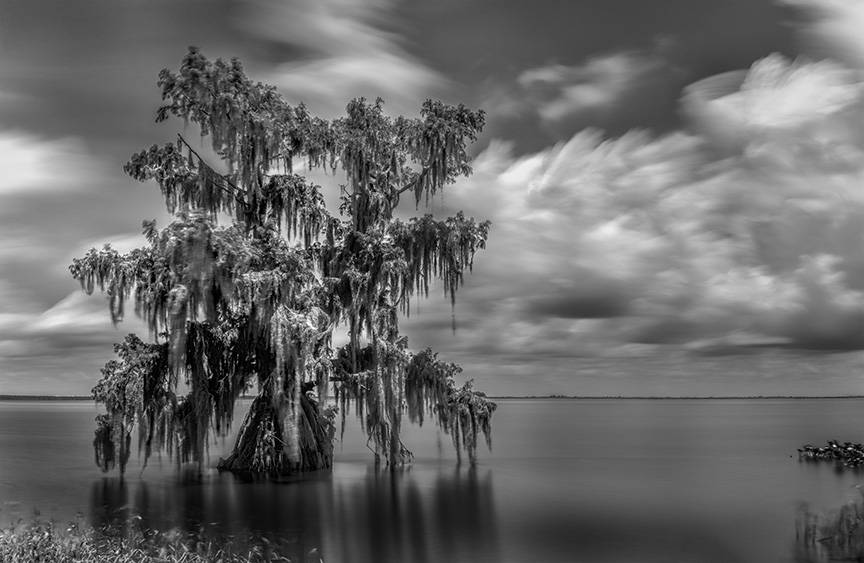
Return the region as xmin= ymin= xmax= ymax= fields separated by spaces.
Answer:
xmin=3 ymin=0 xmax=863 ymax=396
xmin=0 ymin=126 xmax=144 ymax=309
xmin=0 ymin=130 xmax=127 ymax=317
xmin=0 ymin=230 xmax=150 ymax=394
xmin=0 ymin=131 xmax=98 ymax=195
xmin=241 ymin=0 xmax=443 ymax=115
xmin=0 ymin=0 xmax=445 ymax=394
xmin=681 ymin=54 xmax=864 ymax=158
xmin=0 ymin=290 xmax=150 ymax=395
xmin=403 ymin=53 xmax=864 ymax=371
xmin=780 ymin=0 xmax=864 ymax=68
xmin=486 ymin=48 xmax=675 ymax=131
xmin=515 ymin=52 xmax=666 ymax=122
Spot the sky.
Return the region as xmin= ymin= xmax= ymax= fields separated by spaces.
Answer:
xmin=2 ymin=0 xmax=864 ymax=396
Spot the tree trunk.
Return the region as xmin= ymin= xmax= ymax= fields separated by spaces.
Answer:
xmin=217 ymin=392 xmax=335 ymax=476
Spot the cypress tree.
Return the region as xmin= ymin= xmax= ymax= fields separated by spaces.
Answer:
xmin=70 ymin=47 xmax=496 ymax=476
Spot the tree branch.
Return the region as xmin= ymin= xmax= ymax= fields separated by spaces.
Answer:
xmin=396 ymin=168 xmax=429 ymax=196
xmin=176 ymin=133 xmax=248 ymax=209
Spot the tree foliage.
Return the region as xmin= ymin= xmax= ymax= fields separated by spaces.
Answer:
xmin=70 ymin=47 xmax=496 ymax=476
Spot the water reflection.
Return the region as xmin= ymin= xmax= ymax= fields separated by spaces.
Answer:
xmin=89 ymin=465 xmax=500 ymax=563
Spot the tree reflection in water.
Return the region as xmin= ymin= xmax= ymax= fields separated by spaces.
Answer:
xmin=89 ymin=465 xmax=500 ymax=563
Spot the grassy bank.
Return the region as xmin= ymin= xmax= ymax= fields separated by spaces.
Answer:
xmin=0 ymin=518 xmax=309 ymax=562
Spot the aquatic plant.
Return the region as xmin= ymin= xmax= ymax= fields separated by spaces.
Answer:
xmin=797 ymin=440 xmax=864 ymax=469
xmin=70 ymin=47 xmax=496 ymax=477
xmin=0 ymin=517 xmax=303 ymax=562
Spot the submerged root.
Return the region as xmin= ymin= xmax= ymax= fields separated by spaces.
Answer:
xmin=217 ymin=393 xmax=335 ymax=476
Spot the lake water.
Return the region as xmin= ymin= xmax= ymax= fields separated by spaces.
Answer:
xmin=2 ymin=398 xmax=864 ymax=562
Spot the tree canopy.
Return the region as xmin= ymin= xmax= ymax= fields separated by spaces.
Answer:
xmin=70 ymin=47 xmax=496 ymax=476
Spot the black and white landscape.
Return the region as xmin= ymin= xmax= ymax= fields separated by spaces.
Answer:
xmin=3 ymin=1 xmax=864 ymax=562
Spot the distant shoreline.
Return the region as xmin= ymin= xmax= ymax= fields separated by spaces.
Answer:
xmin=0 ymin=395 xmax=95 ymax=401
xmin=3 ymin=394 xmax=864 ymax=401
xmin=488 ymin=395 xmax=864 ymax=400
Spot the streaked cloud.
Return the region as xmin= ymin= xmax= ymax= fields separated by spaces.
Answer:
xmin=402 ymin=53 xmax=864 ymax=373
xmin=242 ymin=0 xmax=444 ymax=115
xmin=516 ymin=52 xmax=666 ymax=122
xmin=780 ymin=0 xmax=864 ymax=68
xmin=0 ymin=291 xmax=149 ymax=395
xmin=681 ymin=54 xmax=864 ymax=158
xmin=2 ymin=0 xmax=863 ymax=396
xmin=484 ymin=48 xmax=676 ymax=132
xmin=0 ymin=0 xmax=445 ymax=394
xmin=265 ymin=52 xmax=441 ymax=115
xmin=0 ymin=131 xmax=99 ymax=195
xmin=0 ymin=231 xmax=150 ymax=394
xmin=0 ymin=230 xmax=149 ymax=394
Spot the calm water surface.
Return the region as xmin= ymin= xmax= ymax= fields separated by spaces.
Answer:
xmin=2 ymin=398 xmax=864 ymax=562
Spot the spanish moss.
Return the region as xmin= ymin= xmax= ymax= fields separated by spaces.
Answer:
xmin=71 ymin=47 xmax=495 ymax=477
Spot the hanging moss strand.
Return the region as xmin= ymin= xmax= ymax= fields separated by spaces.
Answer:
xmin=71 ymin=47 xmax=495 ymax=477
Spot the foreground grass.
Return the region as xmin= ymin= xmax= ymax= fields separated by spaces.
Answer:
xmin=0 ymin=518 xmax=306 ymax=562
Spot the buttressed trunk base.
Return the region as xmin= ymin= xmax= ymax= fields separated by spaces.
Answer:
xmin=217 ymin=393 xmax=335 ymax=476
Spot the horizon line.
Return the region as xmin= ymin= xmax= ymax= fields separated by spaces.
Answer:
xmin=2 ymin=394 xmax=864 ymax=401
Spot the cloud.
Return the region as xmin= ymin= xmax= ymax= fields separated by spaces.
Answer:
xmin=240 ymin=0 xmax=443 ymax=115
xmin=780 ymin=0 xmax=864 ymax=69
xmin=482 ymin=45 xmax=690 ymax=144
xmin=265 ymin=52 xmax=441 ymax=114
xmin=0 ymin=132 xmax=118 ymax=305
xmin=0 ymin=0 xmax=443 ymax=394
xmin=71 ymin=232 xmax=148 ymax=256
xmin=6 ymin=2 xmax=864 ymax=396
xmin=0 ymin=113 xmax=172 ymax=392
xmin=487 ymin=50 xmax=674 ymax=130
xmin=681 ymin=54 xmax=864 ymax=158
xmin=29 ymin=292 xmax=127 ymax=335
xmin=0 ymin=130 xmax=144 ymax=316
xmin=0 ymin=290 xmax=149 ymax=395
xmin=0 ymin=230 xmax=54 ymax=262
xmin=0 ymin=126 xmax=150 ymax=306
xmin=400 ymin=53 xmax=864 ymax=368
xmin=516 ymin=52 xmax=665 ymax=122
xmin=0 ymin=131 xmax=98 ymax=195
xmin=240 ymin=0 xmax=398 ymax=55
